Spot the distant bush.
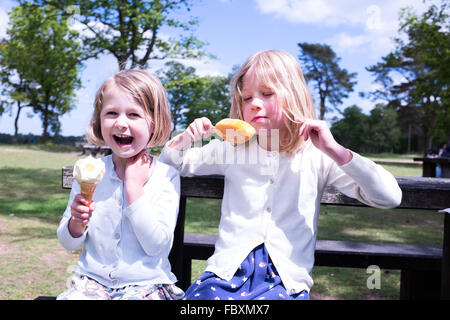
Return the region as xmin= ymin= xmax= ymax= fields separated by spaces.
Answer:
xmin=331 ymin=104 xmax=402 ymax=154
xmin=0 ymin=133 xmax=84 ymax=145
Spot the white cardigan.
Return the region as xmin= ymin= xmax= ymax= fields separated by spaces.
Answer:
xmin=159 ymin=136 xmax=402 ymax=294
xmin=57 ymin=156 xmax=180 ymax=288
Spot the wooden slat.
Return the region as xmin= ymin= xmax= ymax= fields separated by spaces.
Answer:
xmin=180 ymin=175 xmax=225 ymax=199
xmin=62 ymin=167 xmax=450 ymax=210
xmin=182 ymin=233 xmax=442 ymax=270
xmin=314 ymin=240 xmax=442 ymax=270
xmin=413 ymin=157 xmax=450 ymax=164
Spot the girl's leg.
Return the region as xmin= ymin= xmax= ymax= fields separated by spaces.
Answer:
xmin=114 ymin=283 xmax=184 ymax=300
xmin=184 ymin=244 xmax=310 ymax=300
xmin=56 ymin=274 xmax=111 ymax=300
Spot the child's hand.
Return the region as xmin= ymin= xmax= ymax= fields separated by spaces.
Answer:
xmin=169 ymin=117 xmax=215 ymax=151
xmin=124 ymin=149 xmax=152 ymax=186
xmin=124 ymin=149 xmax=153 ymax=204
xmin=299 ymin=119 xmax=352 ymax=166
xmin=69 ymin=194 xmax=95 ymax=237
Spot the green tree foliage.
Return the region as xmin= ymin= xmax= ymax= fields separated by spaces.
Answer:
xmin=366 ymin=104 xmax=402 ymax=153
xmin=331 ymin=104 xmax=401 ymax=153
xmin=32 ymin=0 xmax=209 ymax=70
xmin=298 ymin=43 xmax=357 ymax=120
xmin=0 ymin=3 xmax=83 ymax=141
xmin=331 ymin=105 xmax=368 ymax=152
xmin=158 ymin=61 xmax=198 ymax=131
xmin=184 ymin=73 xmax=231 ymax=127
xmin=366 ymin=1 xmax=449 ymax=152
xmin=158 ymin=61 xmax=230 ymax=131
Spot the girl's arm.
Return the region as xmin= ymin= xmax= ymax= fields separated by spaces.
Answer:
xmin=57 ymin=182 xmax=88 ymax=251
xmin=159 ymin=117 xmax=228 ymax=176
xmin=299 ymin=119 xmax=352 ymax=166
xmin=326 ymin=151 xmax=402 ymax=209
xmin=168 ymin=117 xmax=215 ymax=151
xmin=124 ymin=150 xmax=153 ymax=205
xmin=124 ymin=166 xmax=180 ymax=256
xmin=67 ymin=194 xmax=94 ymax=238
xmin=300 ymin=119 xmax=401 ymax=208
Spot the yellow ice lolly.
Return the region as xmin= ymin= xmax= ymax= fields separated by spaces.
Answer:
xmin=215 ymin=118 xmax=256 ymax=145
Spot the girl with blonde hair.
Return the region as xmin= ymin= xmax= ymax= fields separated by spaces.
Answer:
xmin=57 ymin=69 xmax=184 ymax=300
xmin=160 ymin=50 xmax=401 ymax=300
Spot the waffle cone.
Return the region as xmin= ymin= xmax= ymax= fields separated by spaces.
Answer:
xmin=79 ymin=181 xmax=98 ymax=204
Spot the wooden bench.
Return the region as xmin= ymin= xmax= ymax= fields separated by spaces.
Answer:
xmin=81 ymin=144 xmax=112 ymax=157
xmin=413 ymin=157 xmax=450 ymax=178
xmin=61 ymin=167 xmax=450 ymax=300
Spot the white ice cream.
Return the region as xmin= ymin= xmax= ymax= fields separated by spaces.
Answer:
xmin=73 ymin=156 xmax=105 ymax=184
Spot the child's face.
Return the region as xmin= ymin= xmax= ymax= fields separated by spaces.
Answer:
xmin=100 ymin=83 xmax=153 ymax=159
xmin=241 ymin=70 xmax=287 ymax=138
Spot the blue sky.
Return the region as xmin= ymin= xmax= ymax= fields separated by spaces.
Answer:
xmin=0 ymin=0 xmax=440 ymax=136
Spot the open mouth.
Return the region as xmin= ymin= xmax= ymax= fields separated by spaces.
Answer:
xmin=113 ymin=134 xmax=134 ymax=146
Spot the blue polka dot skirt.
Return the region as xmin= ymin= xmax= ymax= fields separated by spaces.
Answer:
xmin=184 ymin=244 xmax=309 ymax=300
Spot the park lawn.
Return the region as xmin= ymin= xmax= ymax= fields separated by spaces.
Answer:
xmin=0 ymin=145 xmax=83 ymax=299
xmin=0 ymin=145 xmax=442 ymax=299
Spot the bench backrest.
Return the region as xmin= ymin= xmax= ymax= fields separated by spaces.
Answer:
xmin=63 ymin=167 xmax=450 ymax=209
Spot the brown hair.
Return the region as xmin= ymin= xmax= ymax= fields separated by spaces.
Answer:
xmin=86 ymin=69 xmax=172 ymax=147
xmin=230 ymin=50 xmax=316 ymax=154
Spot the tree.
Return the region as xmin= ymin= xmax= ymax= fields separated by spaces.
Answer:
xmin=157 ymin=61 xmax=199 ymax=131
xmin=366 ymin=104 xmax=401 ymax=153
xmin=183 ymin=73 xmax=231 ymax=126
xmin=0 ymin=3 xmax=83 ymax=141
xmin=366 ymin=1 xmax=449 ymax=153
xmin=0 ymin=75 xmax=31 ymax=143
xmin=331 ymin=104 xmax=401 ymax=153
xmin=31 ymin=0 xmax=209 ymax=70
xmin=331 ymin=105 xmax=368 ymax=152
xmin=298 ymin=43 xmax=357 ymax=120
xmin=158 ymin=61 xmax=231 ymax=131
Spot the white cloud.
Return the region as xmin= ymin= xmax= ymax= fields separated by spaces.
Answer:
xmin=256 ymin=0 xmax=332 ymax=24
xmin=255 ymin=0 xmax=441 ymax=27
xmin=147 ymin=56 xmax=228 ymax=78
xmin=0 ymin=7 xmax=9 ymax=39
xmin=255 ymin=0 xmax=443 ymax=58
xmin=327 ymin=31 xmax=395 ymax=60
xmin=182 ymin=58 xmax=228 ymax=77
xmin=255 ymin=0 xmax=372 ymax=26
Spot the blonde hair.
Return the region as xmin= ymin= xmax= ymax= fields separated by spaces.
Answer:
xmin=87 ymin=69 xmax=172 ymax=147
xmin=230 ymin=50 xmax=316 ymax=154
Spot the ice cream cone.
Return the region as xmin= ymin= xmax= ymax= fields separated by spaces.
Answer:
xmin=78 ymin=181 xmax=99 ymax=229
xmin=79 ymin=181 xmax=98 ymax=203
xmin=73 ymin=156 xmax=105 ymax=231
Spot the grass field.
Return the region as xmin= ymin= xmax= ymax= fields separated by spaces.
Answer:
xmin=0 ymin=144 xmax=443 ymax=300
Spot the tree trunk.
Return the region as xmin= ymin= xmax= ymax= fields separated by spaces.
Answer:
xmin=13 ymin=100 xmax=22 ymax=144
xmin=42 ymin=104 xmax=49 ymax=143
xmin=319 ymin=96 xmax=326 ymax=120
xmin=118 ymin=55 xmax=128 ymax=70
